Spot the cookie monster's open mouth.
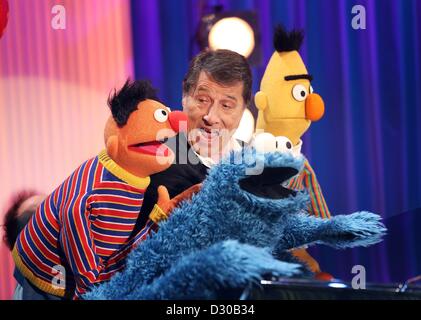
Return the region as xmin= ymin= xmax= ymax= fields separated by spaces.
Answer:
xmin=129 ymin=137 xmax=170 ymax=157
xmin=239 ymin=167 xmax=299 ymax=199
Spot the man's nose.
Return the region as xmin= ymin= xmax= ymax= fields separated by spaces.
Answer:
xmin=203 ymin=105 xmax=220 ymax=125
xmin=168 ymin=111 xmax=188 ymax=132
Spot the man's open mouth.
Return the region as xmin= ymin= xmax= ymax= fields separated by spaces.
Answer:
xmin=198 ymin=128 xmax=220 ymax=140
xmin=128 ymin=137 xmax=170 ymax=157
xmin=239 ymin=167 xmax=299 ymax=199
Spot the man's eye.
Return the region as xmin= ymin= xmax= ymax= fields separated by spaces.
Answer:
xmin=197 ymin=97 xmax=209 ymax=104
xmin=222 ymin=103 xmax=234 ymax=109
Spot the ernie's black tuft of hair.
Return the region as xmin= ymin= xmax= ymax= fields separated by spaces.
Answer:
xmin=273 ymin=24 xmax=304 ymax=52
xmin=108 ymin=79 xmax=159 ymax=127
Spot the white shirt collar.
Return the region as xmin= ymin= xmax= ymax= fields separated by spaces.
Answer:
xmin=192 ymin=137 xmax=243 ymax=168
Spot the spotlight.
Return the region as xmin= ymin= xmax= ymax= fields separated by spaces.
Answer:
xmin=208 ymin=17 xmax=255 ymax=58
xmin=197 ymin=9 xmax=261 ymax=65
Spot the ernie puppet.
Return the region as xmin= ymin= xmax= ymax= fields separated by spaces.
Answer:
xmin=12 ymin=80 xmax=188 ymax=299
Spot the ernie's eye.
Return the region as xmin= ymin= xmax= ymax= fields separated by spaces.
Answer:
xmin=154 ymin=109 xmax=169 ymax=123
xmin=292 ymin=84 xmax=308 ymax=101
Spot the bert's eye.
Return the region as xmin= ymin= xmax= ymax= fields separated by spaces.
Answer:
xmin=292 ymin=84 xmax=308 ymax=101
xmin=309 ymin=85 xmax=314 ymax=94
xmin=154 ymin=109 xmax=169 ymax=123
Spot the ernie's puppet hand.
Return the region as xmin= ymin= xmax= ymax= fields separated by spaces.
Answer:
xmin=291 ymin=248 xmax=334 ymax=281
xmin=149 ymin=184 xmax=202 ymax=223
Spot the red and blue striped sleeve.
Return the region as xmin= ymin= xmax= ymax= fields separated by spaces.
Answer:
xmin=302 ymin=160 xmax=331 ymax=219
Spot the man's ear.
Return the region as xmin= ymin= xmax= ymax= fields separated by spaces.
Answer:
xmin=106 ymin=135 xmax=119 ymax=160
xmin=254 ymin=91 xmax=268 ymax=111
xmin=181 ymin=95 xmax=187 ymax=110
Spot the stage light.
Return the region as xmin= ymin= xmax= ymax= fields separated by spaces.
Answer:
xmin=328 ymin=282 xmax=348 ymax=289
xmin=208 ymin=17 xmax=255 ymax=58
xmin=196 ymin=9 xmax=261 ymax=65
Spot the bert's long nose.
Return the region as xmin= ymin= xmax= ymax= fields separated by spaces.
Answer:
xmin=168 ymin=111 xmax=188 ymax=132
xmin=305 ymin=93 xmax=325 ymax=121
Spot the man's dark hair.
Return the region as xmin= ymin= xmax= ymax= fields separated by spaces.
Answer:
xmin=182 ymin=49 xmax=252 ymax=106
xmin=2 ymin=190 xmax=38 ymax=250
xmin=273 ymin=24 xmax=304 ymax=52
xmin=108 ymin=79 xmax=159 ymax=127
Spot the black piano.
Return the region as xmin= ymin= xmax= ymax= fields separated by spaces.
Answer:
xmin=242 ymin=208 xmax=421 ymax=300
xmin=241 ymin=278 xmax=421 ymax=300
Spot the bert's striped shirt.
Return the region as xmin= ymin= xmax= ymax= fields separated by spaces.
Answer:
xmin=13 ymin=150 xmax=157 ymax=299
xmin=286 ymin=159 xmax=331 ymax=219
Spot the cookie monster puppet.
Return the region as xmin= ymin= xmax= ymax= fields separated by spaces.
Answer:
xmin=13 ymin=80 xmax=188 ymax=299
xmin=84 ymin=146 xmax=386 ymax=300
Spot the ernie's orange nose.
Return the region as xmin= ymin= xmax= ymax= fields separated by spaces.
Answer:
xmin=305 ymin=93 xmax=325 ymax=121
xmin=168 ymin=111 xmax=188 ymax=133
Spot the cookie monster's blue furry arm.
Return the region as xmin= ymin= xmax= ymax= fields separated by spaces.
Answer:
xmin=275 ymin=211 xmax=387 ymax=251
xmin=102 ymin=240 xmax=301 ymax=300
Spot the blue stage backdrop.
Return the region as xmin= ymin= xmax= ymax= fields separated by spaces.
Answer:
xmin=130 ymin=0 xmax=421 ymax=283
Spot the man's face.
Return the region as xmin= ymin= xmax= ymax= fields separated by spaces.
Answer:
xmin=182 ymin=71 xmax=245 ymax=158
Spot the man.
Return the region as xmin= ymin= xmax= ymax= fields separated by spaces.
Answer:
xmin=135 ymin=49 xmax=324 ymax=277
xmin=135 ymin=49 xmax=252 ymax=228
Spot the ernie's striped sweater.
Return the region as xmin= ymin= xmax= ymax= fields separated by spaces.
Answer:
xmin=13 ymin=150 xmax=157 ymax=299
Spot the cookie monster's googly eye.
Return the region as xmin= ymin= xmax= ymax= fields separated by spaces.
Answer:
xmin=275 ymin=136 xmax=293 ymax=153
xmin=252 ymin=132 xmax=277 ymax=153
xmin=252 ymin=133 xmax=295 ymax=155
xmin=292 ymin=84 xmax=308 ymax=101
xmin=309 ymin=85 xmax=314 ymax=94
xmin=154 ymin=109 xmax=169 ymax=122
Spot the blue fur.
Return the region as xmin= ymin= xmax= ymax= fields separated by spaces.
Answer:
xmin=84 ymin=148 xmax=386 ymax=300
